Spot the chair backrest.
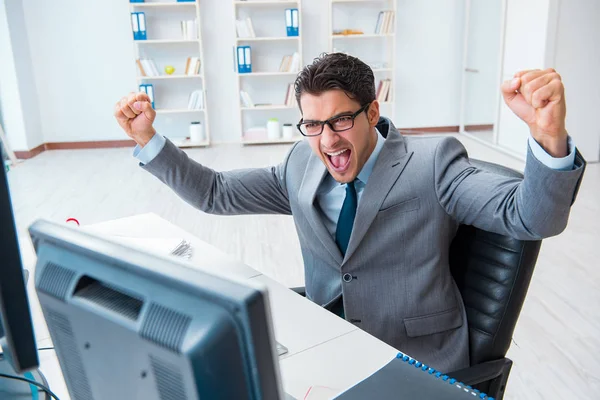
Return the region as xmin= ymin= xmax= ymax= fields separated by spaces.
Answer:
xmin=449 ymin=160 xmax=542 ymax=366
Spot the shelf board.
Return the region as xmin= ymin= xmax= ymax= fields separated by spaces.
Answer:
xmin=332 ymin=33 xmax=394 ymax=39
xmin=234 ymin=0 xmax=298 ymax=6
xmin=134 ymin=39 xmax=200 ymax=44
xmin=171 ymin=139 xmax=210 ymax=148
xmin=241 ymin=105 xmax=296 ymax=111
xmin=236 ymin=36 xmax=300 ymax=42
xmin=332 ymin=0 xmax=391 ymax=3
xmin=130 ymin=2 xmax=197 ymax=7
xmin=237 ymin=71 xmax=298 ymax=77
xmin=155 ymin=109 xmax=205 ymax=114
xmin=372 ymin=68 xmax=393 ymax=72
xmin=242 ymin=137 xmax=303 ymax=145
xmin=137 ymin=75 xmax=203 ymax=80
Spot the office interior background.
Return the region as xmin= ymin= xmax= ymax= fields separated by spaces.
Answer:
xmin=0 ymin=0 xmax=598 ymax=399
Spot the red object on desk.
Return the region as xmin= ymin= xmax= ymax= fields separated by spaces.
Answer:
xmin=65 ymin=218 xmax=80 ymax=227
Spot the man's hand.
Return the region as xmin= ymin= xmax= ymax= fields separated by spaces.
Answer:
xmin=114 ymin=92 xmax=157 ymax=147
xmin=501 ymin=68 xmax=568 ymax=158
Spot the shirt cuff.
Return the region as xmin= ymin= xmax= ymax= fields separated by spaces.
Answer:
xmin=528 ymin=135 xmax=576 ymax=171
xmin=133 ymin=134 xmax=166 ymax=165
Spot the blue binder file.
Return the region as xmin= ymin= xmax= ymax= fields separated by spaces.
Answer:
xmin=137 ymin=12 xmax=147 ymax=40
xmin=139 ymin=84 xmax=155 ymax=109
xmin=292 ymin=8 xmax=299 ymax=36
xmin=244 ymin=46 xmax=252 ymax=73
xmin=285 ymin=9 xmax=293 ymax=37
xmin=286 ymin=9 xmax=299 ymax=37
xmin=130 ymin=0 xmax=144 ymax=3
xmin=237 ymin=46 xmax=251 ymax=73
xmin=237 ymin=46 xmax=245 ymax=73
xmin=131 ymin=12 xmax=140 ymax=40
xmin=335 ymin=353 xmax=496 ymax=400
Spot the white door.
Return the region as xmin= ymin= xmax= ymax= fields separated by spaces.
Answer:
xmin=459 ymin=0 xmax=504 ymax=143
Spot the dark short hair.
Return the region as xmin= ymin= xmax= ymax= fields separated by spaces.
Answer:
xmin=294 ymin=53 xmax=376 ymax=111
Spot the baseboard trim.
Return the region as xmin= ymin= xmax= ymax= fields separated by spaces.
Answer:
xmin=14 ymin=144 xmax=45 ymax=160
xmin=464 ymin=124 xmax=494 ymax=132
xmin=399 ymin=124 xmax=494 ymax=135
xmin=399 ymin=126 xmax=459 ymax=135
xmin=13 ymin=126 xmax=494 ymax=159
xmin=14 ymin=140 xmax=136 ymax=159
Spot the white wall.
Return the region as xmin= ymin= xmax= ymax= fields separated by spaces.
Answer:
xmin=394 ymin=0 xmax=465 ymax=128
xmin=552 ymin=0 xmax=600 ymax=162
xmin=21 ymin=0 xmax=137 ymax=144
xmin=497 ymin=0 xmax=551 ymax=156
xmin=0 ymin=0 xmax=43 ymax=151
xmin=4 ymin=0 xmax=466 ymax=147
xmin=496 ymin=0 xmax=600 ymax=162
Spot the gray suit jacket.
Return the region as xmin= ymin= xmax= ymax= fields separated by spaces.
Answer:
xmin=142 ymin=117 xmax=585 ymax=372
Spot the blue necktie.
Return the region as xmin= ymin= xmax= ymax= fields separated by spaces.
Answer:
xmin=335 ymin=181 xmax=357 ymax=256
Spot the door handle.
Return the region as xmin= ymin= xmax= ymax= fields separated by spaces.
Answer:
xmin=465 ymin=68 xmax=480 ymax=73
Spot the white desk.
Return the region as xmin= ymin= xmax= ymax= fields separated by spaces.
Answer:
xmin=37 ymin=213 xmax=398 ymax=399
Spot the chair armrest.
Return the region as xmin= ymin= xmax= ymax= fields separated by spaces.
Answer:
xmin=290 ymin=286 xmax=306 ymax=297
xmin=447 ymin=358 xmax=512 ymax=386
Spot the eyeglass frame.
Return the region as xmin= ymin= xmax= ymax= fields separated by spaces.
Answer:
xmin=296 ymin=102 xmax=372 ymax=137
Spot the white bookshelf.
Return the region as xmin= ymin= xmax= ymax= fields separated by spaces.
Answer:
xmin=234 ymin=0 xmax=304 ymax=145
xmin=329 ymin=0 xmax=397 ymax=120
xmin=130 ymin=0 xmax=211 ymax=147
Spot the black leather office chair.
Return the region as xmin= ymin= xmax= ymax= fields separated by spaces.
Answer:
xmin=292 ymin=160 xmax=541 ymax=400
xmin=444 ymin=160 xmax=541 ymax=400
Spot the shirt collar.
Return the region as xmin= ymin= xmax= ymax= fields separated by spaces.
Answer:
xmin=356 ymin=128 xmax=385 ymax=185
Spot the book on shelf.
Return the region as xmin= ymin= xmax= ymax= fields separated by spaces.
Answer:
xmin=284 ymin=83 xmax=295 ymax=107
xmin=181 ymin=19 xmax=198 ymax=40
xmin=278 ymin=52 xmax=301 ymax=73
xmin=188 ymin=90 xmax=205 ymax=110
xmin=375 ymin=11 xmax=395 ymax=34
xmin=240 ymin=91 xmax=254 ymax=108
xmin=137 ymin=59 xmax=160 ymax=77
xmin=185 ymin=57 xmax=201 ymax=75
xmin=236 ymin=18 xmax=256 ymax=38
xmin=376 ymin=79 xmax=392 ymax=102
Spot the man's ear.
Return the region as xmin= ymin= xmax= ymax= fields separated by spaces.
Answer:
xmin=368 ymin=101 xmax=380 ymax=126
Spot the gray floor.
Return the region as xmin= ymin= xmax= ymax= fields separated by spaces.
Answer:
xmin=7 ymin=134 xmax=599 ymax=399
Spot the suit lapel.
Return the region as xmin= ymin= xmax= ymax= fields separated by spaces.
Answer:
xmin=298 ymin=153 xmax=344 ymax=265
xmin=342 ymin=121 xmax=414 ymax=265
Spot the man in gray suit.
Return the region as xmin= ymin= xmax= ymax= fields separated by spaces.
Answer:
xmin=115 ymin=54 xmax=585 ymax=372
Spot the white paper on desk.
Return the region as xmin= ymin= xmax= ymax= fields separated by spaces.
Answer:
xmin=90 ymin=235 xmax=193 ymax=260
xmin=117 ymin=237 xmax=184 ymax=255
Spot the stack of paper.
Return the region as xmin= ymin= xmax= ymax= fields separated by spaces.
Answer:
xmin=181 ymin=19 xmax=198 ymax=40
xmin=137 ymin=59 xmax=160 ymax=77
xmin=235 ymin=18 xmax=256 ymax=38
xmin=240 ymin=91 xmax=255 ymax=107
xmin=376 ymin=79 xmax=392 ymax=102
xmin=112 ymin=237 xmax=194 ymax=260
xmin=375 ymin=11 xmax=395 ymax=34
xmin=185 ymin=57 xmax=201 ymax=75
xmin=279 ymin=52 xmax=301 ymax=73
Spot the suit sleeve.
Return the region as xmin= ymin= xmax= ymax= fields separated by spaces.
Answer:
xmin=434 ymin=136 xmax=586 ymax=240
xmin=141 ymin=138 xmax=297 ymax=215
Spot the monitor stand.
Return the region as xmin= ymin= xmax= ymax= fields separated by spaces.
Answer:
xmin=0 ymin=358 xmax=50 ymax=399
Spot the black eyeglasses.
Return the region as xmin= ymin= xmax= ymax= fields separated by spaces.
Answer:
xmin=296 ymin=102 xmax=371 ymax=137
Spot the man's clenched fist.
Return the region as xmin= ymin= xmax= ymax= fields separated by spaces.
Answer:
xmin=501 ymin=68 xmax=568 ymax=158
xmin=114 ymin=92 xmax=157 ymax=147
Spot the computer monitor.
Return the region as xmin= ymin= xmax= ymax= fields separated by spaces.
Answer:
xmin=0 ymin=163 xmax=39 ymax=373
xmin=29 ymin=219 xmax=284 ymax=400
